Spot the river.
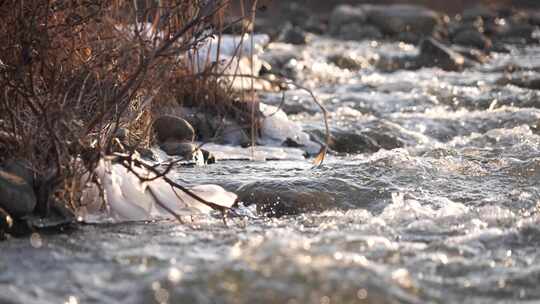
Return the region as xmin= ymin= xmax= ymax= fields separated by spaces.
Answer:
xmin=2 ymin=36 xmax=540 ymax=304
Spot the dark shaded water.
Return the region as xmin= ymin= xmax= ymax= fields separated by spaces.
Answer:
xmin=2 ymin=37 xmax=540 ymax=303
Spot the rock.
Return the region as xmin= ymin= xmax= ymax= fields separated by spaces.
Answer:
xmin=494 ymin=24 xmax=536 ymax=44
xmin=0 ymin=170 xmax=37 ymax=218
xmin=530 ymin=11 xmax=540 ymax=26
xmin=160 ymin=141 xmax=196 ymax=158
xmin=337 ymin=24 xmax=383 ymax=41
xmin=417 ymin=38 xmax=468 ymax=71
xmin=328 ymin=53 xmax=369 ymax=70
xmin=214 ymin=120 xmax=250 ymax=146
xmin=507 ymin=76 xmax=540 ymax=90
xmin=278 ymin=24 xmax=308 ymax=45
xmin=136 ymin=147 xmax=156 ymax=161
xmin=254 ymin=17 xmax=281 ymax=38
xmin=200 ymin=149 xmax=216 ymax=165
xmin=261 ymin=43 xmax=299 ymax=70
xmin=451 ymin=45 xmax=489 ymax=63
xmin=310 ymin=125 xmax=405 ymax=154
xmin=302 ymin=15 xmax=327 ymax=35
xmin=259 ymin=103 xmax=320 ymax=155
xmin=366 ymin=4 xmax=439 ymax=37
xmin=2 ymin=159 xmax=34 ymax=187
xmin=462 ymin=5 xmax=496 ymax=22
xmin=327 ymin=131 xmax=380 ymax=154
xmin=153 ymin=115 xmax=195 ymax=143
xmin=236 ymin=178 xmax=389 ymax=217
xmin=329 ymin=4 xmax=367 ymax=35
xmin=449 ymin=21 xmax=484 ymax=37
xmin=375 ymin=55 xmax=420 ymax=72
xmin=280 ymin=2 xmax=311 ymax=28
xmin=452 ymin=29 xmax=492 ymax=49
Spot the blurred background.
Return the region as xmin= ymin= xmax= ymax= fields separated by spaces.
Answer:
xmin=233 ymin=0 xmax=540 ymax=15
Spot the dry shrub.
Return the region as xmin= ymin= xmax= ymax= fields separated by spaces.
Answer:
xmin=0 ymin=0 xmax=259 ymax=215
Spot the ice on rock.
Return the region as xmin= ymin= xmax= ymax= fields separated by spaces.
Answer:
xmin=80 ymin=159 xmax=237 ymax=222
xmin=259 ymin=103 xmax=321 ymax=155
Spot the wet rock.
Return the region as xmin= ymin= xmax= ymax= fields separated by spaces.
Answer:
xmin=337 ymin=24 xmax=383 ymax=41
xmin=452 ymin=29 xmax=492 ymax=49
xmin=530 ymin=12 xmax=540 ymax=26
xmin=362 ymin=129 xmax=406 ymax=151
xmin=309 ymin=122 xmax=407 ymax=154
xmin=254 ymin=17 xmax=280 ymax=38
xmin=302 ymin=15 xmax=327 ymax=35
xmin=2 ymin=159 xmax=34 ymax=187
xmin=506 ymin=76 xmax=540 ymax=90
xmin=451 ymin=45 xmax=489 ymax=64
xmin=260 ymin=43 xmax=300 ymax=78
xmin=237 ymin=181 xmax=333 ymax=217
xmin=160 ymin=141 xmax=196 ymax=158
xmin=328 ymin=53 xmax=369 ymax=70
xmin=136 ymin=147 xmax=156 ymax=161
xmin=494 ymin=24 xmax=536 ymax=44
xmin=375 ymin=55 xmax=419 ymax=72
xmin=237 ymin=178 xmax=389 ymax=217
xmin=214 ymin=120 xmax=250 ymax=146
xmin=310 ymin=129 xmax=379 ymax=154
xmin=330 ymin=131 xmax=380 ymax=154
xmin=417 ymin=38 xmax=468 ymax=71
xmin=462 ymin=5 xmax=496 ymax=22
xmin=278 ymin=24 xmax=308 ymax=45
xmin=0 ymin=170 xmax=37 ymax=218
xmin=25 ymin=199 xmax=75 ymax=231
xmin=329 ymin=5 xmax=367 ymax=35
xmin=280 ymin=3 xmax=311 ymax=29
xmin=366 ymin=4 xmax=439 ymax=38
xmin=153 ymin=115 xmax=195 ymax=143
xmin=396 ymin=31 xmax=421 ymax=44
xmin=200 ymin=149 xmax=216 ymax=165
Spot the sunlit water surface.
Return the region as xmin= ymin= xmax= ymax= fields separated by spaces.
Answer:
xmin=2 ymin=38 xmax=540 ymax=304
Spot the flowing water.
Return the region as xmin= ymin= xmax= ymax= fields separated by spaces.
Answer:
xmin=2 ymin=37 xmax=540 ymax=304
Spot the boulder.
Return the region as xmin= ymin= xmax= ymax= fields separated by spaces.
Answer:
xmin=237 ymin=178 xmax=390 ymax=217
xmin=214 ymin=120 xmax=250 ymax=146
xmin=153 ymin=115 xmax=195 ymax=143
xmin=417 ymin=38 xmax=468 ymax=71
xmin=329 ymin=4 xmax=367 ymax=35
xmin=452 ymin=29 xmax=492 ymax=49
xmin=310 ymin=126 xmax=406 ymax=154
xmin=160 ymin=141 xmax=196 ymax=158
xmin=0 ymin=170 xmax=37 ymax=218
xmin=366 ymin=4 xmax=439 ymax=37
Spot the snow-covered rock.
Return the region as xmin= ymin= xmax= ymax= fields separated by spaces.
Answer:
xmin=259 ymin=103 xmax=321 ymax=155
xmin=80 ymin=159 xmax=236 ymax=222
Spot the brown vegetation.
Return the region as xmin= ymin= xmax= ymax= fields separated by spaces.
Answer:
xmin=0 ymin=0 xmax=259 ymax=217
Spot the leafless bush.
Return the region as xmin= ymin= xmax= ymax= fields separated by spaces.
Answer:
xmin=0 ymin=0 xmax=260 ymax=215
